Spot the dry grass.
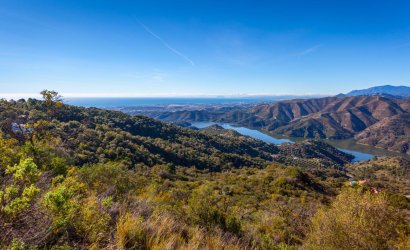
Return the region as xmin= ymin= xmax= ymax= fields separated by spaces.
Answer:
xmin=116 ymin=212 xmax=146 ymax=250
xmin=115 ymin=211 xmax=247 ymax=250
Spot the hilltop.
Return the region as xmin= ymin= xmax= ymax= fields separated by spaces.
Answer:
xmin=136 ymin=95 xmax=410 ymax=155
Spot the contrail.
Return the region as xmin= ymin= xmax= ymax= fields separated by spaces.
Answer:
xmin=299 ymin=44 xmax=321 ymax=56
xmin=138 ymin=20 xmax=195 ymax=66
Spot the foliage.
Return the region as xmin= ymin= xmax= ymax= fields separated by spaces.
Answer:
xmin=305 ymin=188 xmax=407 ymax=249
xmin=6 ymin=158 xmax=41 ymax=183
xmin=0 ymin=96 xmax=408 ymax=249
xmin=43 ymin=170 xmax=86 ymax=232
xmin=6 ymin=239 xmax=37 ymax=250
xmin=0 ymin=158 xmax=41 ymax=218
xmin=0 ymin=134 xmax=20 ymax=171
xmin=116 ymin=213 xmax=146 ymax=250
xmin=74 ymin=195 xmax=111 ymax=245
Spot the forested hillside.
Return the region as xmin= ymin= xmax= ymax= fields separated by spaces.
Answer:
xmin=138 ymin=95 xmax=410 ymax=155
xmin=0 ymin=92 xmax=409 ymax=249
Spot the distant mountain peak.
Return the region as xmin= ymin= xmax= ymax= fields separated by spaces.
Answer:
xmin=346 ymin=85 xmax=410 ymax=98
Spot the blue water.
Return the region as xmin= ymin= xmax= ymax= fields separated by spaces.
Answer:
xmin=62 ymin=98 xmax=376 ymax=162
xmin=191 ymin=122 xmax=375 ymax=162
xmin=337 ymin=148 xmax=375 ymax=163
xmin=64 ymin=97 xmax=282 ymax=108
xmin=193 ymin=122 xmax=292 ymax=144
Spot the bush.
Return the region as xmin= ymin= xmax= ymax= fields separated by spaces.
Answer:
xmin=305 ymin=188 xmax=407 ymax=249
xmin=43 ymin=173 xmax=86 ymax=231
xmin=6 ymin=239 xmax=37 ymax=250
xmin=6 ymin=158 xmax=40 ymax=184
xmin=79 ymin=162 xmax=139 ymax=197
xmin=187 ymin=184 xmax=241 ymax=234
xmin=116 ymin=213 xmax=146 ymax=250
xmin=0 ymin=158 xmax=41 ymax=217
xmin=74 ymin=195 xmax=111 ymax=245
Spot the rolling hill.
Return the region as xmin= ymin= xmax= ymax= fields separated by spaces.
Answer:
xmin=0 ymin=95 xmax=409 ymax=249
xmin=137 ymin=95 xmax=410 ymax=154
xmin=0 ymin=98 xmax=352 ymax=171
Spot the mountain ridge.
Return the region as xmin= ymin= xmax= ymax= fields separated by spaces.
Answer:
xmin=132 ymin=95 xmax=410 ymax=155
xmin=344 ymin=85 xmax=410 ymax=98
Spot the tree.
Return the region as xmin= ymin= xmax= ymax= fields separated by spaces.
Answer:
xmin=40 ymin=90 xmax=63 ymax=118
xmin=40 ymin=90 xmax=62 ymax=106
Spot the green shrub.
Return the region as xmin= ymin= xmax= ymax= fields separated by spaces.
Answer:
xmin=101 ymin=196 xmax=113 ymax=207
xmin=6 ymin=158 xmax=40 ymax=184
xmin=0 ymin=158 xmax=41 ymax=217
xmin=2 ymin=184 xmax=39 ymax=216
xmin=74 ymin=196 xmax=110 ymax=244
xmin=43 ymin=173 xmax=85 ymax=231
xmin=6 ymin=239 xmax=37 ymax=250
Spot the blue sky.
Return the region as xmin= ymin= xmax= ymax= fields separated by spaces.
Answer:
xmin=1 ymin=0 xmax=410 ymax=97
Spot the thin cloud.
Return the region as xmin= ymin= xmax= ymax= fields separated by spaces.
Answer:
xmin=259 ymin=44 xmax=322 ymax=66
xmin=298 ymin=44 xmax=322 ymax=57
xmin=137 ymin=20 xmax=195 ymax=66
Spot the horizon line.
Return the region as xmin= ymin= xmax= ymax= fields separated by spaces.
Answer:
xmin=0 ymin=92 xmax=329 ymax=99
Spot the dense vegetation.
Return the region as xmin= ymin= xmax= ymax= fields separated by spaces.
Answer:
xmin=0 ymin=91 xmax=409 ymax=249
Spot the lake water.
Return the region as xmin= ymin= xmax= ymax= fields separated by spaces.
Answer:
xmin=191 ymin=122 xmax=375 ymax=162
xmin=193 ymin=122 xmax=293 ymax=144
xmin=62 ymin=98 xmax=387 ymax=162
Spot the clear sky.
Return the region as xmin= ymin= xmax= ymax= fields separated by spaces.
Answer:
xmin=1 ymin=0 xmax=410 ymax=97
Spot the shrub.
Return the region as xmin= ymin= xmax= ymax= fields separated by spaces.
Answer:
xmin=79 ymin=162 xmax=139 ymax=197
xmin=102 ymin=196 xmax=113 ymax=207
xmin=6 ymin=158 xmax=40 ymax=184
xmin=116 ymin=213 xmax=146 ymax=250
xmin=0 ymin=135 xmax=20 ymax=172
xmin=305 ymin=188 xmax=407 ymax=249
xmin=0 ymin=158 xmax=41 ymax=217
xmin=6 ymin=239 xmax=37 ymax=250
xmin=74 ymin=195 xmax=111 ymax=245
xmin=2 ymin=184 xmax=40 ymax=216
xmin=187 ymin=184 xmax=242 ymax=234
xmin=43 ymin=174 xmax=86 ymax=231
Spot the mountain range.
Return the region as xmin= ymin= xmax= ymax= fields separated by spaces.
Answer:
xmin=342 ymin=85 xmax=410 ymax=99
xmin=133 ymin=93 xmax=410 ymax=155
xmin=1 ymin=93 xmax=409 ymax=249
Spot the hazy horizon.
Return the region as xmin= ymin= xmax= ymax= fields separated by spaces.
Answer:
xmin=1 ymin=84 xmax=409 ymax=100
xmin=0 ymin=92 xmax=328 ymax=99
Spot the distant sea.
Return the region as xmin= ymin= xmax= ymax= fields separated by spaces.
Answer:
xmin=64 ymin=96 xmax=312 ymax=108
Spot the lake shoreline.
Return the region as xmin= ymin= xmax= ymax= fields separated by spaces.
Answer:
xmin=189 ymin=121 xmax=410 ymax=162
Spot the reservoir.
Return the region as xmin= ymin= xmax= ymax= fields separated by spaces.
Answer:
xmin=191 ymin=122 xmax=376 ymax=162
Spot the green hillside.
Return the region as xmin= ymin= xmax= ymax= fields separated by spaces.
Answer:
xmin=0 ymin=92 xmax=408 ymax=249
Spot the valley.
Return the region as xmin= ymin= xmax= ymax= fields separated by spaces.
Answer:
xmin=2 ymin=1 xmax=410 ymax=248
xmin=190 ymin=122 xmax=387 ymax=162
xmin=121 ymin=95 xmax=410 ymax=157
xmin=0 ymin=92 xmax=409 ymax=249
